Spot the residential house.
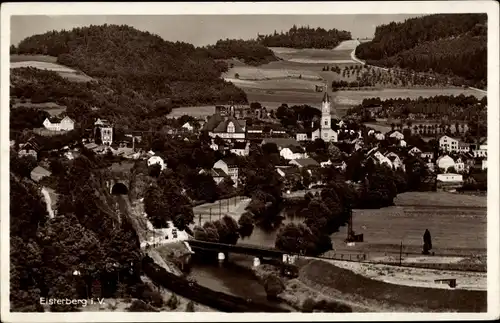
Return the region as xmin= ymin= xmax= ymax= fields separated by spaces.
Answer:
xmin=230 ymin=141 xmax=250 ymax=156
xmin=148 ymin=156 xmax=166 ymax=170
xmin=269 ymin=124 xmax=287 ymax=135
xmin=204 ymin=168 xmax=227 ymax=185
xmin=321 ymin=159 xmax=347 ymax=171
xmin=18 ymin=137 xmax=41 ymax=159
xmin=385 ymin=152 xmax=404 ymax=170
xmin=296 ymin=131 xmax=309 ymax=141
xmin=203 ymin=114 xmax=246 ymax=141
xmin=374 ymin=132 xmax=385 ymax=141
xmin=437 ymin=155 xmax=455 ymax=172
xmin=182 ymin=122 xmax=194 ymax=132
xmin=439 ymin=135 xmax=459 ymax=152
xmin=94 ymin=118 xmax=113 ymax=145
xmin=420 ymin=151 xmax=434 ymax=162
xmin=213 ymin=159 xmax=239 ymax=187
xmin=289 ymin=158 xmax=320 ymax=168
xmin=337 ymin=120 xmax=346 ymax=128
xmin=247 ymin=125 xmax=264 ymax=135
xmin=399 ymin=139 xmax=407 ymax=147
xmin=457 ymin=141 xmax=471 ymax=153
xmin=454 ymin=157 xmax=466 ymax=173
xmin=388 ymin=130 xmax=404 ymax=141
xmin=366 ymin=148 xmax=392 ymax=169
xmin=43 ymin=116 xmax=75 ymax=132
xmin=280 ymin=146 xmax=308 ymax=160
xmin=408 ymin=146 xmax=422 ymax=156
xmin=30 ymin=166 xmax=51 ymax=182
xmin=261 ymin=138 xmax=300 ymax=151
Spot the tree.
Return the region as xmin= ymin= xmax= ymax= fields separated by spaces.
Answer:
xmin=11 ymin=154 xmax=38 ymax=179
xmin=148 ymin=164 xmax=162 ymax=178
xmin=238 ymin=211 xmax=255 ymax=239
xmin=275 ymin=223 xmax=316 ymax=255
xmin=263 ymin=274 xmax=285 ymax=300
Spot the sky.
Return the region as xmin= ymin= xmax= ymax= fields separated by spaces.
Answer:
xmin=10 ymin=14 xmax=424 ymax=46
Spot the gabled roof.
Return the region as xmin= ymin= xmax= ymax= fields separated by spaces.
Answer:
xmin=212 ymin=116 xmax=245 ymax=133
xmin=48 ymin=116 xmax=62 ymax=123
xmin=202 ymin=113 xmax=225 ymax=132
xmin=261 ymin=137 xmax=299 ymax=148
xmin=21 ymin=137 xmax=42 ymax=152
xmin=278 ymin=166 xmax=301 ymax=177
xmin=290 ymin=158 xmax=319 ymax=168
xmin=285 ymin=145 xmax=304 ymax=154
xmin=212 ymin=168 xmax=227 ymax=177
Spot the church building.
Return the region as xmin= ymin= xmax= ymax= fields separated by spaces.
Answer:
xmin=296 ymin=88 xmax=338 ymax=143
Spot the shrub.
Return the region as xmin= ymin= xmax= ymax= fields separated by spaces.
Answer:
xmin=127 ymin=300 xmax=160 ymax=312
xmin=167 ymin=293 xmax=179 ymax=310
xmin=185 ymin=301 xmax=195 ymax=312
xmin=302 ymin=297 xmax=316 ymax=313
xmin=263 ymin=274 xmax=285 ymax=300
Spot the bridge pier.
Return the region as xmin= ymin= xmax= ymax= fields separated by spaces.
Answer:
xmin=253 ymin=257 xmax=261 ymax=267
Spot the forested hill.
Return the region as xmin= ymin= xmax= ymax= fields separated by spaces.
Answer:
xmin=11 ymin=24 xmax=248 ymax=107
xmin=257 ymin=25 xmax=352 ymax=49
xmin=203 ymin=39 xmax=278 ymax=66
xmin=355 ymin=14 xmax=487 ymax=88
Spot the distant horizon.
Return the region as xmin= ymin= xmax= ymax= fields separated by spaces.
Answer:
xmin=10 ymin=14 xmax=423 ymax=47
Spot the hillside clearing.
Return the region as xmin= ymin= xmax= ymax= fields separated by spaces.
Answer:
xmin=10 ymin=56 xmax=94 ymax=82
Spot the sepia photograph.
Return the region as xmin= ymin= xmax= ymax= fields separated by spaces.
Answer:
xmin=1 ymin=1 xmax=498 ymax=322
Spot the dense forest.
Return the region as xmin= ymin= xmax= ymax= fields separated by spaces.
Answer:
xmin=10 ymin=24 xmax=248 ymax=116
xmin=203 ymin=39 xmax=278 ymax=66
xmin=10 ymin=153 xmax=143 ymax=312
xmin=257 ymin=25 xmax=352 ymax=49
xmin=355 ymin=14 xmax=487 ymax=88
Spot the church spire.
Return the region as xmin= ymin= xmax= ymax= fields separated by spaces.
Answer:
xmin=322 ymin=83 xmax=330 ymax=103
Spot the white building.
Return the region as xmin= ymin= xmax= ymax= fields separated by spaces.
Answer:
xmin=389 ymin=131 xmax=404 ymax=141
xmin=439 ymin=135 xmax=459 ymax=152
xmin=43 ymin=116 xmax=75 ymax=131
xmin=94 ymin=118 xmax=113 ymax=145
xmin=301 ymin=89 xmax=338 ymax=143
xmin=437 ymin=155 xmax=455 ymax=172
xmin=385 ymin=152 xmax=404 ymax=170
xmin=408 ymin=147 xmax=422 ymax=156
xmin=147 ymin=156 xmax=166 ymax=171
xmin=182 ymin=122 xmax=194 ymax=131
xmin=230 ymin=142 xmax=250 ymax=156
xmin=213 ymin=159 xmax=239 ymax=187
xmin=482 ymin=159 xmax=487 ymax=170
xmin=454 ymin=157 xmax=466 ymax=173
xmin=374 ymin=132 xmax=385 ymax=141
xmin=280 ymin=146 xmax=308 ymax=160
xmin=437 ymin=173 xmax=463 ymax=183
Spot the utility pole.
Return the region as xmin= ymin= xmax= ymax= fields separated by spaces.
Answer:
xmin=219 ymin=200 xmax=221 ymax=218
xmin=399 ymin=241 xmax=403 ymax=266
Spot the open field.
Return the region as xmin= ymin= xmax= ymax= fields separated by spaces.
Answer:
xmin=11 ymin=99 xmax=67 ymax=116
xmin=330 ymin=191 xmax=487 ymax=259
xmin=10 ymin=55 xmax=93 ymax=82
xmin=10 ymin=54 xmax=58 ymax=63
xmin=269 ymin=40 xmax=359 ymax=64
xmin=316 ymin=258 xmax=486 ymax=291
xmin=297 ymin=259 xmax=486 ymax=312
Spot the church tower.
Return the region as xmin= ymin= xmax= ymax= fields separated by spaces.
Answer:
xmin=321 ymin=84 xmax=331 ymax=131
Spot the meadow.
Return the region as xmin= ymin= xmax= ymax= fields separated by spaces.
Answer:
xmin=10 ymin=54 xmax=94 ymax=82
xmin=330 ymin=192 xmax=487 ymax=258
xmin=11 ymin=99 xmax=67 ymax=116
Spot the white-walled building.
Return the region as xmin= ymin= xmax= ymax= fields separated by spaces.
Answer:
xmin=182 ymin=122 xmax=194 ymax=131
xmin=280 ymin=146 xmax=308 ymax=160
xmin=408 ymin=147 xmax=422 ymax=156
xmin=213 ymin=159 xmax=239 ymax=187
xmin=230 ymin=142 xmax=250 ymax=156
xmin=437 ymin=155 xmax=455 ymax=172
xmin=43 ymin=116 xmax=75 ymax=131
xmin=437 ymin=173 xmax=463 ymax=183
xmin=389 ymin=131 xmax=404 ymax=141
xmin=147 ymin=156 xmax=166 ymax=170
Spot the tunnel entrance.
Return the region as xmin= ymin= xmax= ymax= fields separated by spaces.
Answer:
xmin=111 ymin=183 xmax=129 ymax=195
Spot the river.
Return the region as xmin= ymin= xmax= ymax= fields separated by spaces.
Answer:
xmin=186 ymin=206 xmax=303 ymax=307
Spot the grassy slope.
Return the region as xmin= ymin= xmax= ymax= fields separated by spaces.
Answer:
xmin=298 ymin=259 xmax=486 ymax=312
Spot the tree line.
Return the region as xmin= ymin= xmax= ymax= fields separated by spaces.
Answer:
xmin=355 ymin=14 xmax=487 ymax=88
xmin=203 ymin=39 xmax=278 ymax=66
xmin=257 ymin=25 xmax=352 ymax=49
